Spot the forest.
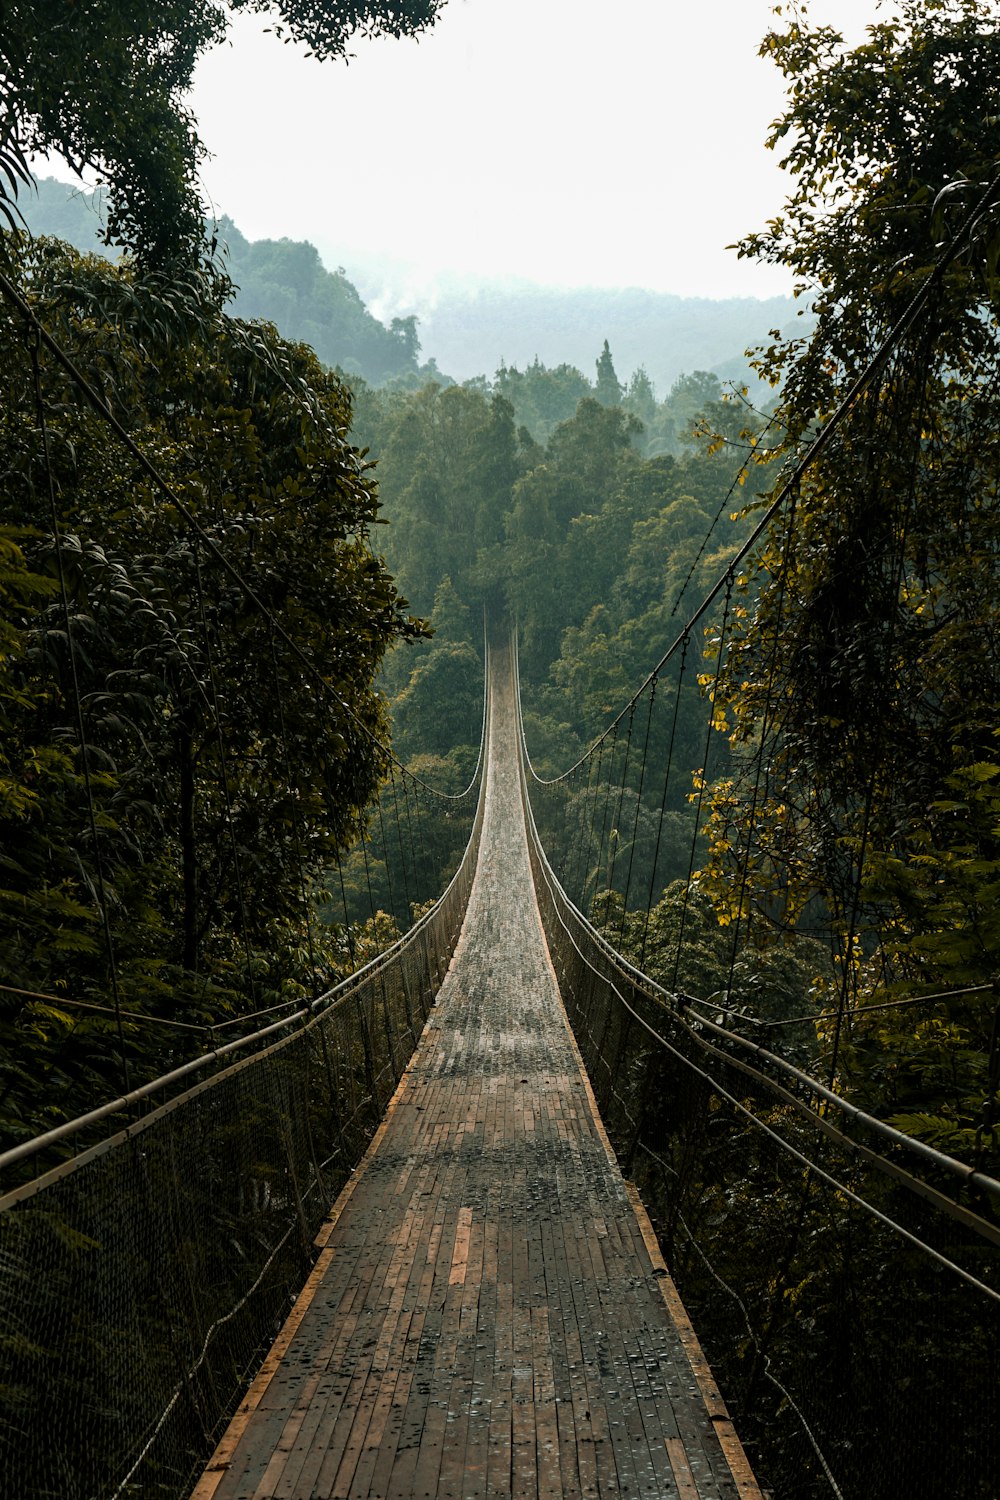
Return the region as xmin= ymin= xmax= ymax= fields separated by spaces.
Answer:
xmin=0 ymin=161 xmax=797 ymax=1148
xmin=2 ymin=1 xmax=1000 ymax=1495
xmin=1 ymin=0 xmax=999 ymax=1196
xmin=21 ymin=173 xmax=799 ymax=398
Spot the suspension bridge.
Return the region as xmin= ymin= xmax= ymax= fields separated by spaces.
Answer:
xmin=0 ymin=640 xmax=763 ymax=1500
xmin=186 ymin=642 xmax=759 ymax=1500
xmin=5 ymin=617 xmax=1000 ymax=1500
xmin=4 ymin=174 xmax=1000 ymax=1500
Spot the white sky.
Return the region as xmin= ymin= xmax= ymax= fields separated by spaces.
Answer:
xmin=187 ymin=0 xmax=881 ymax=303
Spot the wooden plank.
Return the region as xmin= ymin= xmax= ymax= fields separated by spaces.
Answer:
xmin=537 ymin=1211 xmax=593 ymax=1498
xmin=328 ymin=1182 xmax=441 ymax=1499
xmin=449 ymin=1203 xmax=474 ymax=1287
xmin=669 ymin=1437 xmax=704 ymax=1498
xmin=485 ymin=1153 xmax=515 ymax=1500
xmin=626 ymin=1180 xmax=765 ymax=1499
xmin=451 ymin=1183 xmax=493 ymax=1498
xmin=264 ymin=1165 xmax=437 ymax=1498
xmin=193 ymin=649 xmax=762 ymax=1500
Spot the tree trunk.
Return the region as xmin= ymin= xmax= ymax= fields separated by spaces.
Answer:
xmin=178 ymin=710 xmax=199 ymax=974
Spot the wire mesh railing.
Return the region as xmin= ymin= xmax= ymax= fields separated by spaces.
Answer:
xmin=0 ymin=740 xmax=487 ymax=1500
xmin=509 ymin=161 xmax=1000 ymax=1499
xmin=521 ymin=743 xmax=1000 ymax=1499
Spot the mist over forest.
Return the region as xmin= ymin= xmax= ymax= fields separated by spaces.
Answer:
xmin=21 ymin=175 xmax=798 ymax=398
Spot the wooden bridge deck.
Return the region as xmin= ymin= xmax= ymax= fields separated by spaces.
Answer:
xmin=192 ymin=654 xmax=761 ymax=1500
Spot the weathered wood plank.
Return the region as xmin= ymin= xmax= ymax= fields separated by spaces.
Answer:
xmin=193 ymin=648 xmax=762 ymax=1500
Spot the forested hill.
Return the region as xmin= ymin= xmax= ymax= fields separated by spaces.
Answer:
xmin=406 ymin=280 xmax=800 ymax=396
xmin=20 ymin=177 xmax=797 ymax=396
xmin=17 ymin=178 xmax=428 ymax=385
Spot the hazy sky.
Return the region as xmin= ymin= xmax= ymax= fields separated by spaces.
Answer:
xmin=188 ymin=0 xmax=882 ymax=305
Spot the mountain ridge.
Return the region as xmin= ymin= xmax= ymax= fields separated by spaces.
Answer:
xmin=16 ymin=176 xmax=802 ymax=395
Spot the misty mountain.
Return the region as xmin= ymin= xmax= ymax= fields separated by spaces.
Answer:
xmin=18 ymin=176 xmax=803 ymax=398
xmin=411 ymin=281 xmax=801 ymax=397
xmin=17 ymin=178 xmax=422 ymax=385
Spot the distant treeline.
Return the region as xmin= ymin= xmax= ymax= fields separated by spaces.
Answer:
xmin=19 ymin=177 xmax=797 ymax=399
xmin=18 ymin=179 xmax=430 ymax=384
xmin=412 ymin=280 xmax=801 ymax=396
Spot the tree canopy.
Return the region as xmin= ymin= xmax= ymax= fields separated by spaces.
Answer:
xmin=738 ymin=0 xmax=1000 ymax=414
xmin=1 ymin=0 xmax=447 ymax=263
xmin=700 ymin=0 xmax=1000 ymax=1153
xmin=0 ymin=236 xmax=422 ymax=1143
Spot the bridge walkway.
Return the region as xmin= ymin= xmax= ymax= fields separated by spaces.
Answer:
xmin=192 ymin=648 xmax=760 ymax=1500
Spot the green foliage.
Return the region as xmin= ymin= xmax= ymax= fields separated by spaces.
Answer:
xmin=739 ymin=0 xmax=1000 ymax=413
xmin=356 ymin=337 xmax=766 ymax=979
xmin=218 ymin=217 xmax=424 ymax=383
xmin=356 ymin=339 xmax=761 ymax=748
xmin=362 ymin=381 xmax=519 ymax=619
xmin=698 ymin=0 xmax=1000 ymax=1156
xmin=868 ymin=763 xmax=1000 ymax=983
xmin=18 ymin=184 xmax=428 ymax=385
xmin=1 ymin=0 xmax=446 ymax=264
xmin=494 ymin=358 xmax=593 ymax=445
xmin=0 ymin=235 xmax=420 ymax=1141
xmin=2 ymin=1 xmax=223 ymax=260
xmin=594 ymin=339 xmax=623 ymax=407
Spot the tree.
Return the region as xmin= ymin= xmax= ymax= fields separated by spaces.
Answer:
xmin=389 ymin=314 xmax=421 ymax=367
xmin=737 ymin=0 xmax=1000 ymax=420
xmin=704 ymin=0 xmax=1000 ymax=1142
xmin=494 ymin=358 xmax=594 ymax=444
xmin=1 ymin=0 xmax=447 ymax=263
xmin=0 ymin=237 xmax=423 ymax=1140
xmin=594 ymin=339 xmax=623 ymax=406
xmin=623 ymin=365 xmax=657 ymax=428
xmin=505 ymin=398 xmax=640 ymax=673
xmin=373 ymin=383 xmax=518 ymax=617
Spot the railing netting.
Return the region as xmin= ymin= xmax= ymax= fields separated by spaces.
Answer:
xmin=0 ymin=766 xmax=486 ymax=1500
xmin=522 ymin=755 xmax=1000 ymax=1500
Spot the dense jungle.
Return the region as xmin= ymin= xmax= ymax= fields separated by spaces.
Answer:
xmin=2 ymin=3 xmax=1000 ymax=1495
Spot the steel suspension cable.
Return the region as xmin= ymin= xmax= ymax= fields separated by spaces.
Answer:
xmin=723 ymin=477 xmax=801 ymax=978
xmin=823 ymin=294 xmax=943 ymax=1079
xmin=593 ymin=724 xmax=619 ymax=925
xmin=521 ymin=163 xmax=1000 ymax=791
xmin=571 ymin=751 xmax=598 ymax=906
xmin=269 ymin=625 xmax=322 ymax=999
xmin=639 ymin=636 xmax=690 ymax=973
xmin=333 ymin=850 xmax=358 ymax=968
xmin=193 ymin=543 xmax=258 ymax=1007
xmin=671 ymin=573 xmax=734 ymax=990
xmin=580 ymin=730 xmax=608 ymax=914
xmin=398 ymin=771 xmax=425 ymax=906
xmin=373 ymin=793 xmax=398 ymax=926
xmin=618 ymin=676 xmax=657 ymax=951
xmin=604 ymin=703 xmax=636 ymax=930
xmin=386 ymin=763 xmax=414 ymax=921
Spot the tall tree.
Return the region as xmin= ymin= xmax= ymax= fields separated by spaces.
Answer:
xmin=623 ymin=365 xmax=657 ymax=428
xmin=1 ymin=0 xmax=447 ymax=263
xmin=374 ymin=383 xmax=518 ymax=617
xmin=594 ymin=339 xmax=623 ymax=406
xmin=704 ymin=0 xmax=1000 ymax=1138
